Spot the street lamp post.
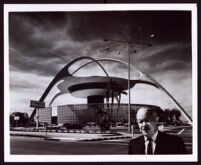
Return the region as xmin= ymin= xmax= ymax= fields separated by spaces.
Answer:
xmin=104 ymin=31 xmax=153 ymax=132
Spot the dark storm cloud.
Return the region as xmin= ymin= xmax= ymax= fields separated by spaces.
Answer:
xmin=137 ymin=42 xmax=191 ymax=73
xmin=9 ymin=12 xmax=82 ymax=76
xmin=9 ymin=46 xmax=63 ymax=76
xmin=9 ymin=12 xmax=66 ymax=55
xmin=9 ymin=11 xmax=191 ymax=76
xmin=10 ymin=76 xmax=42 ymax=91
xmin=66 ymin=11 xmax=191 ymax=43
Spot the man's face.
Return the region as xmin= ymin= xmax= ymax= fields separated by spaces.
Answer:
xmin=136 ymin=108 xmax=158 ymax=138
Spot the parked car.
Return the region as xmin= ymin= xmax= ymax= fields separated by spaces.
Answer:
xmin=45 ymin=124 xmax=65 ymax=130
xmin=46 ymin=124 xmax=58 ymax=130
xmin=63 ymin=123 xmax=83 ymax=129
xmin=110 ymin=122 xmax=116 ymax=127
xmin=85 ymin=122 xmax=98 ymax=127
xmin=124 ymin=123 xmax=128 ymax=127
xmin=115 ymin=121 xmax=123 ymax=127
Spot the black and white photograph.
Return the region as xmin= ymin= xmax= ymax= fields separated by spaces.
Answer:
xmin=4 ymin=4 xmax=197 ymax=162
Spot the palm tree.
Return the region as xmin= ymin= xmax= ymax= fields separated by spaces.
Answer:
xmin=172 ymin=108 xmax=181 ymax=121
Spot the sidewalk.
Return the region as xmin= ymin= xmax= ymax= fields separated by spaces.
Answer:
xmin=10 ymin=130 xmax=132 ymax=142
xmin=10 ymin=125 xmax=183 ymax=142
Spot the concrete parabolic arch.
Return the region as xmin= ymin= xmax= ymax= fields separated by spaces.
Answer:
xmin=67 ymin=58 xmax=193 ymax=125
xmin=26 ymin=56 xmax=111 ymax=126
xmin=48 ymin=58 xmax=158 ymax=105
xmin=26 ymin=56 xmax=192 ymax=126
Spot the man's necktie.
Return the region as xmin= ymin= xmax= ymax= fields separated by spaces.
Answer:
xmin=147 ymin=138 xmax=153 ymax=154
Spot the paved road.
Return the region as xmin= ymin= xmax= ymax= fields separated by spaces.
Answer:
xmin=10 ymin=136 xmax=128 ymax=155
xmin=10 ymin=126 xmax=192 ymax=155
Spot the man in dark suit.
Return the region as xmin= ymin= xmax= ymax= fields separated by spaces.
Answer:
xmin=128 ymin=106 xmax=188 ymax=154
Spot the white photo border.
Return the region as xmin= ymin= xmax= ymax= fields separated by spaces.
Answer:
xmin=4 ymin=3 xmax=198 ymax=162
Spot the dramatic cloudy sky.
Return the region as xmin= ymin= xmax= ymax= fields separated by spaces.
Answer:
xmin=8 ymin=10 xmax=192 ymax=119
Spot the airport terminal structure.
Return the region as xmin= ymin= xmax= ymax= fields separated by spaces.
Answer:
xmin=27 ymin=56 xmax=192 ymax=127
xmin=38 ymin=103 xmax=160 ymax=125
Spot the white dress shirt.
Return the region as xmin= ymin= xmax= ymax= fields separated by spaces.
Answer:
xmin=144 ymin=130 xmax=158 ymax=154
